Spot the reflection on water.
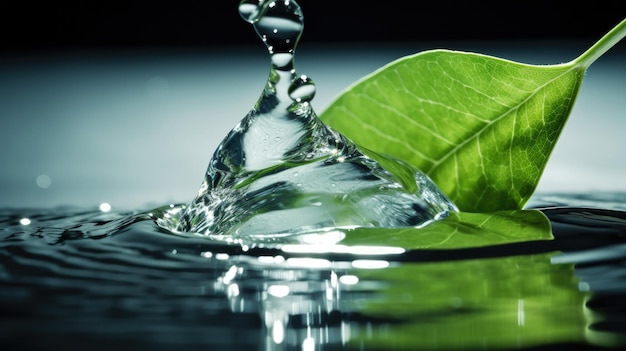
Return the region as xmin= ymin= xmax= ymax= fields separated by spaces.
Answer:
xmin=1 ymin=193 xmax=626 ymax=350
xmin=216 ymin=251 xmax=584 ymax=350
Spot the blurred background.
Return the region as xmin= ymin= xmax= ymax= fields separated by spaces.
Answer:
xmin=1 ymin=1 xmax=625 ymax=209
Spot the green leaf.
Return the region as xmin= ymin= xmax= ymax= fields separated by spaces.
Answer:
xmin=319 ymin=19 xmax=626 ymax=212
xmin=339 ymin=209 xmax=552 ymax=249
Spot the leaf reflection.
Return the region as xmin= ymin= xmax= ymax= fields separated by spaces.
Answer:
xmin=215 ymin=251 xmax=586 ymax=350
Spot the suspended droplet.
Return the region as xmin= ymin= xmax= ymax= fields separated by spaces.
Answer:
xmin=159 ymin=0 xmax=457 ymax=239
xmin=251 ymin=0 xmax=304 ymax=55
xmin=238 ymin=0 xmax=265 ymax=23
xmin=289 ymin=75 xmax=315 ymax=102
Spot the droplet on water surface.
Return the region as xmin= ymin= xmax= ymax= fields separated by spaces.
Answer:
xmin=158 ymin=0 xmax=458 ymax=238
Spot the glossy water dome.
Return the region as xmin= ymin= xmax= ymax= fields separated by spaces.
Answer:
xmin=159 ymin=0 xmax=457 ymax=239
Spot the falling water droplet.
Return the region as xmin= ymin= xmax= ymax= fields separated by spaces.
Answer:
xmin=289 ymin=75 xmax=315 ymax=102
xmin=159 ymin=0 xmax=457 ymax=239
xmin=238 ymin=1 xmax=264 ymax=23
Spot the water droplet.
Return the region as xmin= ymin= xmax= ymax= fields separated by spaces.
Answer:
xmin=159 ymin=0 xmax=457 ymax=239
xmin=238 ymin=0 xmax=264 ymax=23
xmin=289 ymin=75 xmax=315 ymax=102
xmin=242 ymin=0 xmax=304 ymax=56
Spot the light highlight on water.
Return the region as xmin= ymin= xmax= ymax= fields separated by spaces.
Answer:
xmin=99 ymin=202 xmax=111 ymax=212
xmin=1 ymin=193 xmax=626 ymax=350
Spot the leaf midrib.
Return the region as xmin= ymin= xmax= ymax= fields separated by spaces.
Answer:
xmin=425 ymin=61 xmax=579 ymax=175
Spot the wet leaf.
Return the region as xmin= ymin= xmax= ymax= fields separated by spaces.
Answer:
xmin=320 ymin=19 xmax=626 ymax=212
xmin=340 ymin=209 xmax=553 ymax=249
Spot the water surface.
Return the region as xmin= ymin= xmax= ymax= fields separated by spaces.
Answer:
xmin=2 ymin=192 xmax=626 ymax=350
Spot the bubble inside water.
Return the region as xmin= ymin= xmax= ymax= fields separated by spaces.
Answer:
xmin=158 ymin=0 xmax=458 ymax=239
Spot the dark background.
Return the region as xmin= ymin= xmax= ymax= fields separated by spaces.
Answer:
xmin=2 ymin=1 xmax=626 ymax=55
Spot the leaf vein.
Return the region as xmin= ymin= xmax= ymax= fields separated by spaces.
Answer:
xmin=426 ymin=65 xmax=577 ymax=175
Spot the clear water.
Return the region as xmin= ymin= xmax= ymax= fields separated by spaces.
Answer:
xmin=2 ymin=2 xmax=625 ymax=350
xmin=159 ymin=0 xmax=456 ymax=238
xmin=2 ymin=192 xmax=626 ymax=351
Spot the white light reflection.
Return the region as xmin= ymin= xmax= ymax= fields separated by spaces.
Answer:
xmin=272 ymin=320 xmax=285 ymax=344
xmin=267 ymin=284 xmax=290 ymax=298
xmin=302 ymin=336 xmax=315 ymax=351
xmin=342 ymin=321 xmax=351 ymax=346
xmin=351 ymin=259 xmax=389 ymax=269
xmin=99 ymin=202 xmax=111 ymax=212
xmin=215 ymin=253 xmax=230 ymax=260
xmin=552 ymin=244 xmax=626 ymax=265
xmin=222 ymin=265 xmax=239 ymax=285
xmin=161 ymin=204 xmax=183 ymax=220
xmin=257 ymin=255 xmax=285 ymax=264
xmin=330 ymin=271 xmax=338 ymax=288
xmin=227 ymin=283 xmax=240 ymax=297
xmin=281 ymin=244 xmax=404 ymax=255
xmin=286 ymin=257 xmax=331 ymax=269
xmin=326 ymin=285 xmax=334 ymax=301
xmin=214 ymin=256 xmax=359 ymax=350
xmin=19 ymin=218 xmax=31 ymax=225
xmin=258 ymin=256 xmax=274 ymax=264
xmin=299 ymin=230 xmax=345 ymax=245
xmin=339 ymin=275 xmax=359 ymax=285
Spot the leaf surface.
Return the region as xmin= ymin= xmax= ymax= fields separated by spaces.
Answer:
xmin=339 ymin=209 xmax=552 ymax=249
xmin=320 ymin=51 xmax=584 ymax=211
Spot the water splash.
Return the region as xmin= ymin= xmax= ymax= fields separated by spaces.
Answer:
xmin=158 ymin=0 xmax=457 ymax=238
